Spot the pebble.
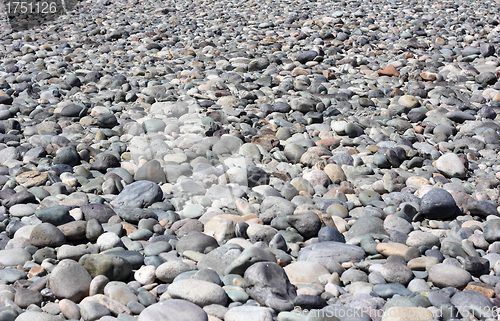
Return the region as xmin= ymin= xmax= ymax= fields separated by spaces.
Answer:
xmin=29 ymin=223 xmax=67 ymax=248
xmin=419 ymin=188 xmax=458 ymax=219
xmin=167 ymin=279 xmax=228 ymax=307
xmin=225 ymin=306 xmax=275 ymax=321
xmin=0 ymin=248 xmax=32 ymax=266
xmin=435 ymin=153 xmax=466 ymax=178
xmin=428 ymin=263 xmax=472 ymax=289
xmin=49 ymin=259 xmax=92 ymax=302
xmin=138 ymin=299 xmax=208 ymax=321
xmin=284 ymin=262 xmax=331 ymax=284
xmin=80 ymin=254 xmax=133 ymax=281
xmin=156 ymin=261 xmax=196 ymax=283
xmin=243 ymin=262 xmax=296 ymax=312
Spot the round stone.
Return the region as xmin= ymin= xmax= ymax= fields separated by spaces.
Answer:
xmin=428 ymin=263 xmax=471 ymax=289
xmin=420 ymin=188 xmax=457 ymax=219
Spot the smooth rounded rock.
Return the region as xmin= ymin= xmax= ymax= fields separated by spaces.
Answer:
xmin=167 ymin=279 xmax=228 ymax=307
xmin=420 ymin=188 xmax=457 ymax=219
xmin=138 ymin=299 xmax=208 ymax=321
xmin=30 ymin=223 xmax=66 ymax=248
xmin=49 ymin=259 xmax=92 ymax=302
xmin=428 ymin=263 xmax=471 ymax=289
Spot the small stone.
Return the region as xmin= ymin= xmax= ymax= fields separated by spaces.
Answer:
xmin=50 ymin=259 xmax=92 ymax=302
xmin=53 ymin=146 xmax=80 ymax=167
xmin=376 ymin=243 xmax=409 ymax=258
xmin=14 ymin=288 xmax=43 ymax=308
xmin=420 ymin=188 xmax=457 ymax=219
xmin=377 ymin=64 xmax=399 ymax=77
xmin=59 ymin=298 xmax=81 ymax=320
xmin=224 ymin=245 xmax=276 ymax=275
xmin=243 ymin=262 xmax=296 ymax=312
xmin=398 ymin=95 xmax=420 ymax=108
xmin=286 ymin=212 xmax=321 ymax=239
xmin=112 ymin=181 xmax=163 ymax=208
xmin=134 ymin=160 xmax=167 ymax=184
xmin=80 ymin=301 xmax=111 ymax=321
xmin=156 ymin=261 xmax=196 ymax=283
xmin=483 ymin=219 xmax=500 ymax=243
xmin=91 ymin=154 xmax=121 ymax=172
xmin=176 ymin=231 xmax=219 ymax=254
xmin=380 ymin=263 xmax=413 ymax=285
xmin=428 ymin=263 xmax=471 ymax=289
xmin=15 ymin=171 xmax=49 ymax=188
xmin=135 ymin=265 xmax=157 ymax=285
xmin=138 ymin=299 xmax=208 ymax=321
xmin=0 ymin=248 xmax=32 ymax=266
xmin=168 ymin=279 xmax=228 ymax=307
xmin=323 ymin=164 xmax=346 ymax=184
xmin=467 ymin=201 xmax=498 ymax=217
xmin=224 ymin=306 xmax=275 ymax=321
xmin=80 ymin=254 xmax=133 ymax=281
xmin=284 ymin=261 xmax=330 ymax=284
xmin=81 ymin=204 xmax=117 ymax=223
xmin=406 ymin=231 xmax=439 ymax=248
xmin=435 ymin=153 xmax=466 ymax=178
xmin=297 ymin=50 xmax=318 ymax=64
xmin=381 ymin=307 xmax=433 ymax=321
xmin=35 ymin=206 xmax=70 ymax=226
xmin=30 ymin=223 xmax=66 ymax=248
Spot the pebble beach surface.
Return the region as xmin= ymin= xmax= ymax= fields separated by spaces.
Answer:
xmin=2 ymin=0 xmax=500 ymax=320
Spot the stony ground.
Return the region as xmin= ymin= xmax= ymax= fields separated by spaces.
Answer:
xmin=1 ymin=0 xmax=500 ymax=320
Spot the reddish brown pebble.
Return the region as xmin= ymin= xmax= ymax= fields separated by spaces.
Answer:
xmin=377 ymin=64 xmax=400 ymax=77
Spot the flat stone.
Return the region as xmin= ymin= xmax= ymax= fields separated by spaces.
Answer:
xmin=376 ymin=243 xmax=409 ymax=258
xmin=111 ymin=181 xmax=163 ymax=208
xmin=0 ymin=248 xmax=32 ymax=266
xmin=156 ymin=261 xmax=197 ymax=283
xmin=428 ymin=263 xmax=471 ymax=289
xmin=138 ymin=299 xmax=208 ymax=321
xmin=298 ymin=242 xmax=365 ymax=265
xmin=168 ymin=279 xmax=228 ymax=307
xmin=80 ymin=254 xmax=133 ymax=281
xmin=284 ymin=261 xmax=331 ymax=284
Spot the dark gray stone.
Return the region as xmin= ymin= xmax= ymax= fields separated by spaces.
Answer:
xmin=286 ymin=212 xmax=321 ymax=239
xmin=30 ymin=223 xmax=66 ymax=248
xmin=79 ymin=254 xmax=133 ymax=281
xmin=35 ymin=206 xmax=70 ymax=226
xmin=112 ymin=181 xmax=163 ymax=208
xmin=420 ymin=188 xmax=457 ymax=219
xmin=115 ymin=208 xmax=158 ymax=224
xmin=53 ymin=146 xmax=80 ymax=167
xmin=175 ymin=231 xmax=219 ymax=254
xmin=81 ymin=203 xmax=117 ymax=223
xmin=243 ymin=262 xmax=297 ymax=312
xmin=467 ymin=201 xmax=498 ymax=217
xmin=91 ymin=153 xmax=121 ymax=172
